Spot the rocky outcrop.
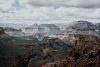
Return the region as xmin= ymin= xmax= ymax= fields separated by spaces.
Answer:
xmin=0 ymin=27 xmax=5 ymax=35
xmin=42 ymin=35 xmax=100 ymax=67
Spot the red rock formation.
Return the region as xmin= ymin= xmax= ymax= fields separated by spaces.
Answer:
xmin=42 ymin=35 xmax=100 ymax=67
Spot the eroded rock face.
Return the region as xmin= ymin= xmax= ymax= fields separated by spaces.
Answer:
xmin=68 ymin=35 xmax=100 ymax=64
xmin=0 ymin=27 xmax=4 ymax=35
xmin=42 ymin=35 xmax=100 ymax=67
xmin=75 ymin=35 xmax=100 ymax=50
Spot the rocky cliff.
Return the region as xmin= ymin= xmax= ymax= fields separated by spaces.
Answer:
xmin=0 ymin=27 xmax=5 ymax=35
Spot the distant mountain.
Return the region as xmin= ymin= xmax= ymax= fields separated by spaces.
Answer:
xmin=55 ymin=23 xmax=73 ymax=31
xmin=69 ymin=20 xmax=98 ymax=30
xmin=2 ymin=27 xmax=26 ymax=37
xmin=65 ymin=20 xmax=100 ymax=36
xmin=40 ymin=24 xmax=61 ymax=34
xmin=0 ymin=27 xmax=39 ymax=45
xmin=24 ymin=24 xmax=45 ymax=34
xmin=0 ymin=23 xmax=28 ymax=29
xmin=4 ymin=27 xmax=21 ymax=32
xmin=21 ymin=24 xmax=61 ymax=40
xmin=24 ymin=24 xmax=61 ymax=34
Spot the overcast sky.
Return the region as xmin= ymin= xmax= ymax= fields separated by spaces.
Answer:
xmin=0 ymin=0 xmax=100 ymax=24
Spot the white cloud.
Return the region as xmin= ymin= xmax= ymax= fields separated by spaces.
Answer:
xmin=1 ymin=7 xmax=100 ymax=20
xmin=0 ymin=0 xmax=100 ymax=24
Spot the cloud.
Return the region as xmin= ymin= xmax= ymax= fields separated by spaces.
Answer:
xmin=0 ymin=0 xmax=100 ymax=24
xmin=0 ymin=7 xmax=100 ymax=20
xmin=28 ymin=0 xmax=100 ymax=8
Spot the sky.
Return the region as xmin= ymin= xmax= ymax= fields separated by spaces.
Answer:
xmin=0 ymin=0 xmax=100 ymax=24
